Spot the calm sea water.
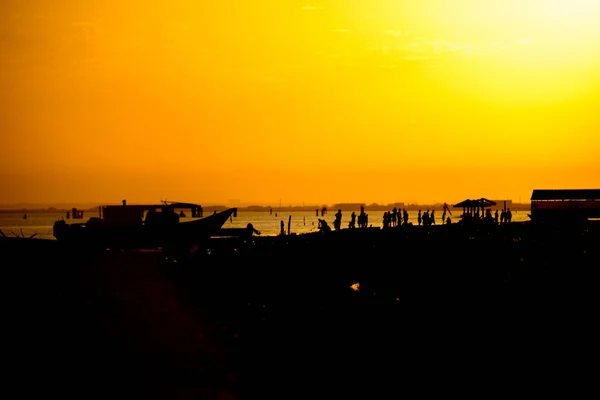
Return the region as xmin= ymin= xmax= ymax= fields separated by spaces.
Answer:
xmin=0 ymin=208 xmax=531 ymax=240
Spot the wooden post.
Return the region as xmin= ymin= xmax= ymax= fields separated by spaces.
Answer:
xmin=288 ymin=215 xmax=292 ymax=235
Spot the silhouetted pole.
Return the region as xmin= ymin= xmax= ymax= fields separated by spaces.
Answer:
xmin=288 ymin=215 xmax=292 ymax=235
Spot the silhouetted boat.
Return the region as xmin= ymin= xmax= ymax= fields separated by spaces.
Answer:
xmin=52 ymin=200 xmax=237 ymax=251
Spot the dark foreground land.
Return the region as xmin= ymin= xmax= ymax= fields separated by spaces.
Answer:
xmin=5 ymin=220 xmax=600 ymax=398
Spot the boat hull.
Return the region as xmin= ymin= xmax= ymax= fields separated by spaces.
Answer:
xmin=53 ymin=208 xmax=237 ymax=251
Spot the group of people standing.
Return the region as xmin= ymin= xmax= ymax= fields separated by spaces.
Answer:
xmin=382 ymin=207 xmax=410 ymax=228
xmin=326 ymin=207 xmax=370 ymax=232
xmin=320 ymin=202 xmax=513 ymax=233
xmin=336 ymin=207 xmax=369 ymax=230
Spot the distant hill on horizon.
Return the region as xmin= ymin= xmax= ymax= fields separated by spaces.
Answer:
xmin=0 ymin=202 xmax=104 ymax=211
xmin=1 ymin=200 xmax=531 ymax=212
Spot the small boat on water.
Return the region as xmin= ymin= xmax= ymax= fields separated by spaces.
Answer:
xmin=53 ymin=200 xmax=237 ymax=251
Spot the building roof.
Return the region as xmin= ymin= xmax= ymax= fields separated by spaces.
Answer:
xmin=102 ymin=201 xmax=203 ymax=211
xmin=530 ymin=189 xmax=600 ymax=201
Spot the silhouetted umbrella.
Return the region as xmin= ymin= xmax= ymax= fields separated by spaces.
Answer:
xmin=453 ymin=199 xmax=476 ymax=208
xmin=453 ymin=198 xmax=496 ymax=216
xmin=453 ymin=198 xmax=496 ymax=208
xmin=478 ymin=197 xmax=497 ymax=207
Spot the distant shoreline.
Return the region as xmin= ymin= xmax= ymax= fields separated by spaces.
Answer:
xmin=0 ymin=202 xmax=532 ymax=213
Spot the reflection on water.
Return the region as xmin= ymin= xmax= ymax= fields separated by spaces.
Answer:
xmin=0 ymin=209 xmax=532 ymax=240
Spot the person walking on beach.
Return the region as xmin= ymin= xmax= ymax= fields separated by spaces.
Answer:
xmin=334 ymin=209 xmax=342 ymax=231
xmin=442 ymin=202 xmax=452 ymax=224
xmin=349 ymin=211 xmax=356 ymax=229
xmin=418 ymin=210 xmax=422 ymax=226
xmin=442 ymin=202 xmax=452 ymax=217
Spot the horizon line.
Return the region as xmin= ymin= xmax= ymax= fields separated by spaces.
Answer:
xmin=0 ymin=199 xmax=530 ymax=210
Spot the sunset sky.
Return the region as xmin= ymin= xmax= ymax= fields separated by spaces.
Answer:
xmin=2 ymin=1 xmax=600 ymax=207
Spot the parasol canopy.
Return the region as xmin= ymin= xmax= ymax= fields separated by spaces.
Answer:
xmin=453 ymin=198 xmax=497 ymax=217
xmin=453 ymin=198 xmax=496 ymax=209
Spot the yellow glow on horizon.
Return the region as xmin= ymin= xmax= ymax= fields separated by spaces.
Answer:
xmin=1 ymin=1 xmax=599 ymax=207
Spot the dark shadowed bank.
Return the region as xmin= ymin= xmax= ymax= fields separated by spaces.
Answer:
xmin=5 ymin=220 xmax=599 ymax=398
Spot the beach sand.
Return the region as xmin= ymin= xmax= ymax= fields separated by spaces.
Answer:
xmin=5 ymin=220 xmax=598 ymax=397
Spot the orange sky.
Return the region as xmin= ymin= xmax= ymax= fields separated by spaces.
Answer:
xmin=1 ymin=1 xmax=600 ymax=207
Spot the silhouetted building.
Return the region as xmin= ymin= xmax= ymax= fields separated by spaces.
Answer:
xmin=490 ymin=200 xmax=512 ymax=210
xmin=387 ymin=202 xmax=405 ymax=209
xmin=530 ymin=189 xmax=600 ymax=222
xmin=332 ymin=203 xmax=365 ymax=211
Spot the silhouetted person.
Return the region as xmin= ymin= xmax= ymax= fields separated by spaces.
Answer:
xmin=442 ymin=202 xmax=452 ymax=217
xmin=247 ymin=223 xmax=261 ymax=236
xmin=145 ymin=208 xmax=159 ymax=225
xmin=485 ymin=209 xmax=492 ymax=220
xmin=383 ymin=211 xmax=392 ymax=228
xmin=318 ymin=219 xmax=331 ymax=233
xmin=349 ymin=211 xmax=356 ymax=228
xmin=333 ymin=209 xmax=342 ymax=231
xmin=165 ymin=206 xmax=179 ymax=224
xmin=358 ymin=206 xmax=368 ymax=228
